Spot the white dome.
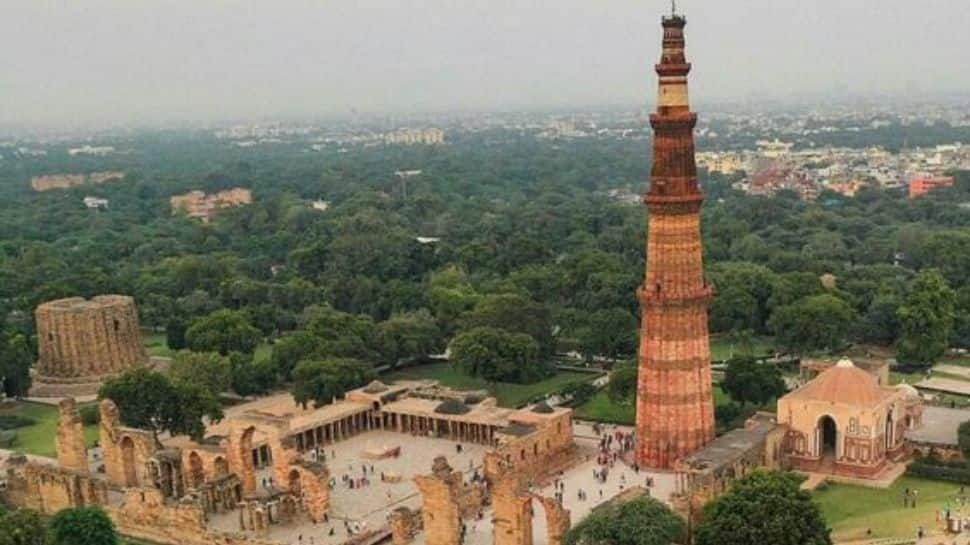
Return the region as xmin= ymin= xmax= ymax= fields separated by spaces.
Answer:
xmin=836 ymin=358 xmax=855 ymax=368
xmin=896 ymin=383 xmax=920 ymax=399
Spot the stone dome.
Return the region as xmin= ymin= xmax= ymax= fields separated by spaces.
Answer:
xmin=788 ymin=358 xmax=889 ymax=407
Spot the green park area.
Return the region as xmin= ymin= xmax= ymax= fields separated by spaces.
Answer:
xmin=383 ymin=362 xmax=600 ymax=408
xmin=0 ymin=402 xmax=99 ymax=458
xmin=814 ymin=476 xmax=964 ymax=541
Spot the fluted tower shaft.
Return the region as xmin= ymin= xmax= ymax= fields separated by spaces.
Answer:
xmin=634 ymin=13 xmax=715 ymax=469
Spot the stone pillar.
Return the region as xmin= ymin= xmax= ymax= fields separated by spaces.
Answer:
xmin=491 ymin=458 xmax=533 ymax=545
xmin=56 ymin=397 xmax=89 ymax=473
xmin=414 ymin=457 xmax=462 ymax=545
xmin=538 ymin=497 xmax=571 ymax=545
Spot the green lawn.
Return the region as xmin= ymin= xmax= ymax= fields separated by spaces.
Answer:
xmin=574 ymin=385 xmax=735 ymax=425
xmin=0 ymin=402 xmax=99 ymax=458
xmin=143 ymin=331 xmax=175 ymax=357
xmin=382 ymin=362 xmax=599 ymax=408
xmin=573 ymin=390 xmax=635 ymax=424
xmin=814 ymin=476 xmax=962 ymax=541
xmin=710 ymin=335 xmax=775 ymax=361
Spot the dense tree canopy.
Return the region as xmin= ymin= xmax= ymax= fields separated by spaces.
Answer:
xmin=291 ymin=358 xmax=376 ymax=409
xmin=694 ymin=471 xmax=831 ymax=545
xmin=0 ymin=508 xmax=47 ymax=545
xmin=48 ymin=507 xmax=118 ymax=545
xmin=564 ymin=496 xmax=686 ymax=545
xmin=99 ymin=367 xmax=223 ymax=440
xmin=896 ymin=269 xmax=955 ymax=369
xmin=0 ymin=128 xmax=967 ymax=380
xmin=721 ymin=357 xmax=787 ymax=407
xmin=449 ymin=326 xmax=545 ymax=383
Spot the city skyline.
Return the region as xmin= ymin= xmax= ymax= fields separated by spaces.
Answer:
xmin=2 ymin=0 xmax=969 ymax=128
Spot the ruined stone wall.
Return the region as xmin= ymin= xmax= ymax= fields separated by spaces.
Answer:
xmin=1 ymin=459 xmax=107 ymax=515
xmin=490 ymin=412 xmax=576 ymax=483
xmin=33 ymin=295 xmax=147 ymax=397
xmin=108 ymin=488 xmax=277 ymax=545
xmin=414 ymin=457 xmax=463 ymax=545
xmin=181 ymin=445 xmax=231 ymax=490
xmin=99 ymin=399 xmax=159 ymax=488
xmin=389 ymin=507 xmax=423 ymax=545
xmin=490 ymin=460 xmax=533 ymax=545
xmin=289 ymin=460 xmax=331 ymax=522
xmin=56 ymin=397 xmax=89 ymax=473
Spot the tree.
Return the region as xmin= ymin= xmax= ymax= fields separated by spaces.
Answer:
xmin=0 ymin=508 xmax=48 ymax=545
xmin=576 ymin=308 xmax=637 ymax=361
xmin=49 ymin=507 xmax=117 ymax=545
xmin=564 ymin=496 xmax=685 ymax=545
xmin=897 ymin=269 xmax=955 ymax=369
xmin=165 ymin=318 xmax=188 ymax=351
xmin=169 ymin=351 xmax=231 ymax=395
xmin=229 ymin=352 xmax=277 ymax=397
xmin=99 ymin=368 xmax=222 ymax=440
xmin=185 ymin=309 xmax=261 ymax=355
xmin=958 ymin=420 xmax=970 ymax=459
xmin=450 ymin=326 xmax=545 ymax=383
xmin=303 ymin=306 xmax=379 ymax=361
xmin=721 ymin=357 xmax=786 ymax=407
xmin=695 ymin=471 xmax=831 ymax=545
xmin=459 ymin=294 xmax=554 ymax=356
xmin=375 ymin=309 xmax=444 ymax=366
xmin=291 ymin=358 xmax=376 ymax=409
xmin=768 ymin=294 xmax=855 ymax=354
xmin=0 ymin=333 xmax=33 ymax=398
xmin=607 ymin=362 xmax=638 ymax=403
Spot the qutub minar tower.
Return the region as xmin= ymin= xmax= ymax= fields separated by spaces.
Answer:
xmin=635 ymin=7 xmax=716 ymax=469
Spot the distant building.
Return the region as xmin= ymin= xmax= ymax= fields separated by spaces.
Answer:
xmin=170 ymin=187 xmax=252 ymax=222
xmin=68 ymin=145 xmax=115 ymax=156
xmin=383 ymin=128 xmax=445 ymax=145
xmin=31 ymin=171 xmax=124 ymax=192
xmin=756 ymin=139 xmax=794 ymax=158
xmin=908 ymin=174 xmax=955 ymax=198
xmin=83 ymin=196 xmax=109 ymax=209
xmin=310 ymin=200 xmax=331 ymax=212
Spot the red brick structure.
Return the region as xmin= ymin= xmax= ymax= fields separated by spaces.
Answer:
xmin=635 ymin=10 xmax=715 ymax=469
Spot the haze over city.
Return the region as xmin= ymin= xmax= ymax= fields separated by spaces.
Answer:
xmin=2 ymin=0 xmax=969 ymax=127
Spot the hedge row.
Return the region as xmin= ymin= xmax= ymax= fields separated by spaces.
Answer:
xmin=907 ymin=461 xmax=970 ymax=484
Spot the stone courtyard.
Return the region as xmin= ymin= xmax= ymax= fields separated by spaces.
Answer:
xmin=208 ymin=430 xmax=491 ymax=545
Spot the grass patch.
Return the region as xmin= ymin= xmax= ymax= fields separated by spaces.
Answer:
xmin=710 ymin=335 xmax=774 ymax=361
xmin=143 ymin=331 xmax=175 ymax=358
xmin=573 ymin=385 xmax=737 ymax=426
xmin=814 ymin=475 xmax=962 ymax=541
xmin=574 ymin=391 xmax=635 ymax=424
xmin=382 ymin=362 xmax=598 ymax=408
xmin=0 ymin=402 xmax=99 ymax=458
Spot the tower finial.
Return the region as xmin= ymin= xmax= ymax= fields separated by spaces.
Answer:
xmin=672 ymin=0 xmax=677 ymax=15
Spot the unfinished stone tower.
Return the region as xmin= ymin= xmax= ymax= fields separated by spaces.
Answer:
xmin=32 ymin=295 xmax=148 ymax=397
xmin=634 ymin=9 xmax=716 ymax=469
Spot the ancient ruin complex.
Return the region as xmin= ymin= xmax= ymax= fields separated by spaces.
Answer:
xmin=31 ymin=295 xmax=148 ymax=398
xmin=2 ymin=378 xmax=583 ymax=545
xmin=635 ymin=11 xmax=715 ymax=469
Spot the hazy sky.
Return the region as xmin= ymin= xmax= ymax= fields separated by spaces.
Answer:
xmin=1 ymin=0 xmax=968 ymax=127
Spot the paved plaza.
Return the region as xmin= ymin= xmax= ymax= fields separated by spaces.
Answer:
xmin=205 ymin=422 xmax=675 ymax=545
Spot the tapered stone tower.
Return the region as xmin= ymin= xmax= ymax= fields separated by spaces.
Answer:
xmin=634 ymin=9 xmax=715 ymax=469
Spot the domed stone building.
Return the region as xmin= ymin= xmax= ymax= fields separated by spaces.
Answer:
xmin=777 ymin=358 xmax=923 ymax=478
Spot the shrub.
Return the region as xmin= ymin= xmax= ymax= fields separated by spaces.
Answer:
xmin=435 ymin=399 xmax=471 ymax=415
xmin=0 ymin=430 xmax=17 ymax=448
xmin=561 ymin=381 xmax=596 ymax=406
xmin=80 ymin=404 xmax=101 ymax=426
xmin=0 ymin=415 xmax=35 ymax=430
xmin=907 ymin=460 xmax=970 ymax=484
